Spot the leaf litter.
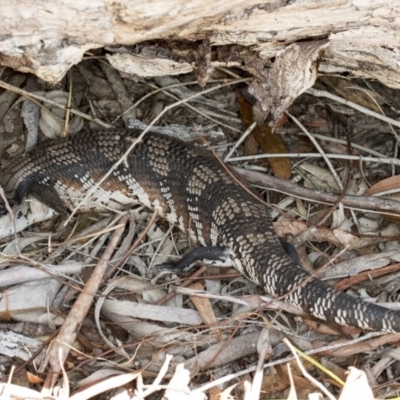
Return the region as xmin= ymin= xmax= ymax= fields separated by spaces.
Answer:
xmin=0 ymin=41 xmax=400 ymax=399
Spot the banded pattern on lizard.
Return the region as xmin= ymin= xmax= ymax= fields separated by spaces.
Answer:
xmin=1 ymin=129 xmax=399 ymax=332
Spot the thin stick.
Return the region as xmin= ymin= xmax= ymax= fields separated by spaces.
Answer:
xmin=113 ymin=78 xmax=251 ymax=124
xmin=64 ymin=70 xmax=73 ymax=136
xmin=0 ymin=187 xmax=19 ymax=246
xmin=104 ymin=209 xmax=158 ymax=280
xmin=193 ymin=331 xmax=392 ymax=395
xmin=283 ymin=338 xmax=336 ymax=400
xmin=40 ymin=216 xmax=127 ymax=390
xmin=233 ymin=167 xmax=400 ymax=216
xmin=224 ymin=121 xmax=257 ymax=161
xmin=0 ymin=79 xmax=111 ymax=128
xmin=307 ymin=88 xmax=400 ymax=129
xmin=155 ymin=266 xmax=208 ymax=306
xmin=286 ymin=111 xmax=342 ymax=189
xmin=227 ymin=152 xmax=400 ymax=167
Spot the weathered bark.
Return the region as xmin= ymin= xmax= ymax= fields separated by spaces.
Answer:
xmin=0 ymin=0 xmax=399 ymax=86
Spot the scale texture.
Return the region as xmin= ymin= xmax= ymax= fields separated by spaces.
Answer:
xmin=1 ymin=129 xmax=400 ymax=332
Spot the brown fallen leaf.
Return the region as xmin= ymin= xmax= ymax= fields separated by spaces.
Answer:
xmin=365 ymin=174 xmax=400 ymax=196
xmin=261 ymin=360 xmax=315 ymax=398
xmin=363 ymin=175 xmax=400 ymax=222
xmin=237 ymin=91 xmax=292 ymax=179
xmin=188 ymin=282 xmax=218 ymax=327
xmin=26 ymin=371 xmax=45 ymax=384
xmin=253 ymin=123 xmax=292 ymax=180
